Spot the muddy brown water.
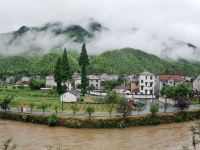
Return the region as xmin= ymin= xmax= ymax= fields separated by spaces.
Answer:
xmin=0 ymin=119 xmax=197 ymax=150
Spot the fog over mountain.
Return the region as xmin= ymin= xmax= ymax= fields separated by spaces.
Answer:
xmin=0 ymin=0 xmax=200 ymax=60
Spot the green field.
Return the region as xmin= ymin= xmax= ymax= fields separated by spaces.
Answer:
xmin=0 ymin=86 xmax=112 ymax=112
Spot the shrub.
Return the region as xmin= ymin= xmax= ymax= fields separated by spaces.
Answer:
xmin=85 ymin=105 xmax=95 ymax=118
xmin=48 ymin=114 xmax=57 ymax=126
xmin=150 ymin=103 xmax=159 ymax=116
xmin=65 ymin=118 xmax=82 ymax=128
xmin=29 ymin=79 xmax=45 ymax=90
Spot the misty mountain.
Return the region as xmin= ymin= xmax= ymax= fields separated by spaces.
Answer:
xmin=0 ymin=20 xmax=199 ymax=60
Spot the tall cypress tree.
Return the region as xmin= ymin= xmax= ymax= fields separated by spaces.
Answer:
xmin=54 ymin=57 xmax=62 ymax=84
xmin=79 ymin=43 xmax=89 ymax=66
xmin=79 ymin=43 xmax=90 ymax=96
xmin=81 ymin=66 xmax=88 ymax=96
xmin=61 ymin=48 xmax=71 ymax=81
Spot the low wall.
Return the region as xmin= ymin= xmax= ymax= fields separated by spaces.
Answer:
xmin=0 ymin=110 xmax=200 ymax=128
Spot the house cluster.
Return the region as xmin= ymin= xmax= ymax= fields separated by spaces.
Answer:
xmin=115 ymin=70 xmax=185 ymax=96
xmin=1 ymin=70 xmax=200 ymax=102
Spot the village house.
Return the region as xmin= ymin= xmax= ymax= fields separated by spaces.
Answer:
xmin=5 ymin=76 xmax=15 ymax=83
xmin=130 ymin=75 xmax=140 ymax=94
xmin=45 ymin=75 xmax=72 ymax=90
xmin=72 ymin=73 xmax=81 ymax=88
xmin=46 ymin=76 xmax=57 ymax=88
xmin=157 ymin=74 xmax=183 ymax=94
xmin=21 ymin=77 xmax=31 ymax=85
xmin=193 ymin=75 xmax=200 ymax=91
xmin=139 ymin=70 xmax=156 ymax=95
xmin=60 ymin=89 xmax=80 ymax=102
xmin=88 ymin=75 xmax=101 ymax=90
xmin=115 ymin=85 xmax=131 ymax=94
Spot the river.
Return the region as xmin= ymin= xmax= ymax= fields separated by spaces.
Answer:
xmin=0 ymin=119 xmax=196 ymax=150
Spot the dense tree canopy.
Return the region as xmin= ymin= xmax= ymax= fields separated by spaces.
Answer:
xmin=0 ymin=48 xmax=200 ymax=77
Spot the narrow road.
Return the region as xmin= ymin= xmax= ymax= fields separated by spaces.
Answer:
xmin=1 ymin=103 xmax=200 ymax=117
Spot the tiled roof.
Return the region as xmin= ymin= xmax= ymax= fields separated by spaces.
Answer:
xmin=46 ymin=76 xmax=54 ymax=80
xmin=140 ymin=70 xmax=154 ymax=76
xmin=159 ymin=74 xmax=182 ymax=81
xmin=88 ymin=75 xmax=101 ymax=80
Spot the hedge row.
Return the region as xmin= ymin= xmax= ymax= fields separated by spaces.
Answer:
xmin=0 ymin=110 xmax=200 ymax=128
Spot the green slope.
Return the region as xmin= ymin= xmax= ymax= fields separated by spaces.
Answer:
xmin=0 ymin=48 xmax=200 ymax=77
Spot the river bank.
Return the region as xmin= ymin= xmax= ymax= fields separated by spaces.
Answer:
xmin=0 ymin=119 xmax=194 ymax=150
xmin=0 ymin=109 xmax=200 ymax=128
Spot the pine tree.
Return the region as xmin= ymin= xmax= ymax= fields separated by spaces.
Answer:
xmin=81 ymin=66 xmax=88 ymax=96
xmin=79 ymin=43 xmax=90 ymax=96
xmin=54 ymin=57 xmax=62 ymax=83
xmin=79 ymin=43 xmax=89 ymax=66
xmin=61 ymin=48 xmax=71 ymax=81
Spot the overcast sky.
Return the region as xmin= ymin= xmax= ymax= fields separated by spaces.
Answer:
xmin=0 ymin=0 xmax=200 ymax=59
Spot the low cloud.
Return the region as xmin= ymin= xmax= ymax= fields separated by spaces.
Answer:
xmin=0 ymin=0 xmax=200 ymax=60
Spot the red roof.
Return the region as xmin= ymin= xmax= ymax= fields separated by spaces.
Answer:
xmin=159 ymin=74 xmax=182 ymax=81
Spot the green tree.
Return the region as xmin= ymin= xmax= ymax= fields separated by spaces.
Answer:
xmin=54 ymin=57 xmax=62 ymax=84
xmin=80 ymin=66 xmax=88 ymax=96
xmin=174 ymin=84 xmax=190 ymax=99
xmin=29 ymin=79 xmax=45 ymax=90
xmin=101 ymin=80 xmax=118 ymax=91
xmin=0 ymin=95 xmax=13 ymax=112
xmin=117 ymin=99 xmax=133 ymax=119
xmin=150 ymin=103 xmax=159 ymax=116
xmin=79 ymin=43 xmax=90 ymax=96
xmin=105 ymin=91 xmax=123 ymax=104
xmin=28 ymin=101 xmax=35 ymax=114
xmin=70 ymin=104 xmax=80 ymax=116
xmin=106 ymin=103 xmax=115 ymax=117
xmin=38 ymin=103 xmax=48 ymax=115
xmin=135 ymin=103 xmax=144 ymax=115
xmin=79 ymin=43 xmax=89 ymax=66
xmin=85 ymin=105 xmax=95 ymax=118
xmin=53 ymin=104 xmax=59 ymax=115
xmin=61 ymin=48 xmax=71 ymax=81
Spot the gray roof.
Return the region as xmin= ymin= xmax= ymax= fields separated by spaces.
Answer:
xmin=69 ymin=90 xmax=80 ymax=97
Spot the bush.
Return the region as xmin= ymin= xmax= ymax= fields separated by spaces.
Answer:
xmin=48 ymin=114 xmax=57 ymax=126
xmin=85 ymin=106 xmax=95 ymax=118
xmin=29 ymin=79 xmax=45 ymax=90
xmin=150 ymin=103 xmax=159 ymax=116
xmin=65 ymin=118 xmax=82 ymax=128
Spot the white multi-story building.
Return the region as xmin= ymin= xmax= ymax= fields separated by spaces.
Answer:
xmin=88 ymin=75 xmax=101 ymax=90
xmin=139 ymin=70 xmax=156 ymax=95
xmin=193 ymin=75 xmax=200 ymax=91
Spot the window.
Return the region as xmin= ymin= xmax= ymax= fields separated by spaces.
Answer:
xmin=150 ymin=82 xmax=153 ymax=87
xmin=145 ymin=90 xmax=148 ymax=95
xmin=146 ymin=76 xmax=147 ymax=79
xmin=96 ymin=80 xmax=98 ymax=82
xmin=145 ymin=82 xmax=148 ymax=87
xmin=141 ymin=86 xmax=144 ymax=90
xmin=150 ymin=90 xmax=153 ymax=95
xmin=141 ymin=80 xmax=143 ymax=83
xmin=150 ymin=76 xmax=153 ymax=80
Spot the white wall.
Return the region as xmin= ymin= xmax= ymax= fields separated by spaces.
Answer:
xmin=193 ymin=80 xmax=200 ymax=90
xmin=89 ymin=79 xmax=101 ymax=90
xmin=139 ymin=75 xmax=156 ymax=95
xmin=60 ymin=92 xmax=77 ymax=102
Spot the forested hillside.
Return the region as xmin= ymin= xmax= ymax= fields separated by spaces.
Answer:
xmin=0 ymin=48 xmax=200 ymax=77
